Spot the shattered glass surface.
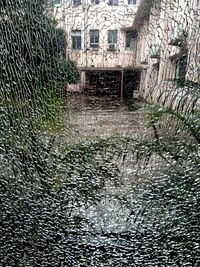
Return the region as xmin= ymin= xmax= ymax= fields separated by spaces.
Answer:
xmin=0 ymin=0 xmax=200 ymax=266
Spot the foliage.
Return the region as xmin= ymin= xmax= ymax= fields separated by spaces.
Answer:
xmin=0 ymin=1 xmax=200 ymax=263
xmin=1 ymin=96 xmax=200 ymax=266
xmin=0 ymin=0 xmax=79 ymax=129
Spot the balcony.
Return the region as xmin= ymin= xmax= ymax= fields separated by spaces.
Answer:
xmin=169 ymin=25 xmax=187 ymax=46
xmin=150 ymin=44 xmax=160 ymax=59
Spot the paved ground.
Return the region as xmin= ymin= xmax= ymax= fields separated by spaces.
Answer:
xmin=64 ymin=95 xmax=146 ymax=142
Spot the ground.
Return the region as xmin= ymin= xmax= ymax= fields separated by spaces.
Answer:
xmin=64 ymin=95 xmax=146 ymax=142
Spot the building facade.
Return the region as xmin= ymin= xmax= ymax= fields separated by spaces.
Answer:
xmin=132 ymin=0 xmax=200 ymax=104
xmin=54 ymin=0 xmax=140 ymax=97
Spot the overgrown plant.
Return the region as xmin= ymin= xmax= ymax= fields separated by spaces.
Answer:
xmin=0 ymin=0 xmax=79 ymax=131
xmin=1 ymin=0 xmax=200 ymax=264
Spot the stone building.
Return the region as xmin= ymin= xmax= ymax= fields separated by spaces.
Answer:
xmin=132 ymin=0 xmax=200 ymax=104
xmin=54 ymin=0 xmax=140 ymax=97
xmin=54 ymin=0 xmax=200 ymax=101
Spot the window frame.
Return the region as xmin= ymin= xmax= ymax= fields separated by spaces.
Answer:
xmin=90 ymin=30 xmax=100 ymax=49
xmin=108 ymin=0 xmax=118 ymax=6
xmin=128 ymin=0 xmax=137 ymax=5
xmin=108 ymin=30 xmax=118 ymax=44
xmin=91 ymin=0 xmax=100 ymax=4
xmin=71 ymin=30 xmax=82 ymax=50
xmin=54 ymin=0 xmax=63 ymax=5
xmin=73 ymin=0 xmax=81 ymax=6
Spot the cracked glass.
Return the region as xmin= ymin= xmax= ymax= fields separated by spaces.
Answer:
xmin=1 ymin=0 xmax=200 ymax=266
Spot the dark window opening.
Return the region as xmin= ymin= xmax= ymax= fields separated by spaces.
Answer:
xmin=123 ymin=70 xmax=140 ymax=98
xmin=176 ymin=54 xmax=188 ymax=82
xmin=84 ymin=71 xmax=121 ymax=96
xmin=125 ymin=30 xmax=137 ymax=48
xmin=128 ymin=0 xmax=137 ymax=4
xmin=108 ymin=0 xmax=118 ymax=6
xmin=73 ymin=0 xmax=81 ymax=5
xmin=91 ymin=0 xmax=100 ymax=4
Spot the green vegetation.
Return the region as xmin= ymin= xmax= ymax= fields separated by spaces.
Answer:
xmin=0 ymin=0 xmax=79 ymax=130
xmin=1 ymin=85 xmax=200 ymax=265
xmin=0 ymin=0 xmax=199 ymax=266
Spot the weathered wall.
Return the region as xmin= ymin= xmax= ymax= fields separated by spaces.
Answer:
xmin=133 ymin=0 xmax=200 ymax=105
xmin=54 ymin=0 xmax=139 ymax=69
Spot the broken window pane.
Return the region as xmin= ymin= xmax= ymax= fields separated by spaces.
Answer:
xmin=1 ymin=0 xmax=200 ymax=266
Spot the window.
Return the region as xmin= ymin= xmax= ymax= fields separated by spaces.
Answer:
xmin=108 ymin=0 xmax=118 ymax=6
xmin=72 ymin=30 xmax=81 ymax=50
xmin=128 ymin=0 xmax=137 ymax=4
xmin=73 ymin=0 xmax=81 ymax=5
xmin=108 ymin=30 xmax=118 ymax=44
xmin=54 ymin=0 xmax=63 ymax=5
xmin=90 ymin=30 xmax=99 ymax=49
xmin=125 ymin=30 xmax=137 ymax=48
xmin=175 ymin=55 xmax=187 ymax=82
xmin=91 ymin=0 xmax=99 ymax=4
